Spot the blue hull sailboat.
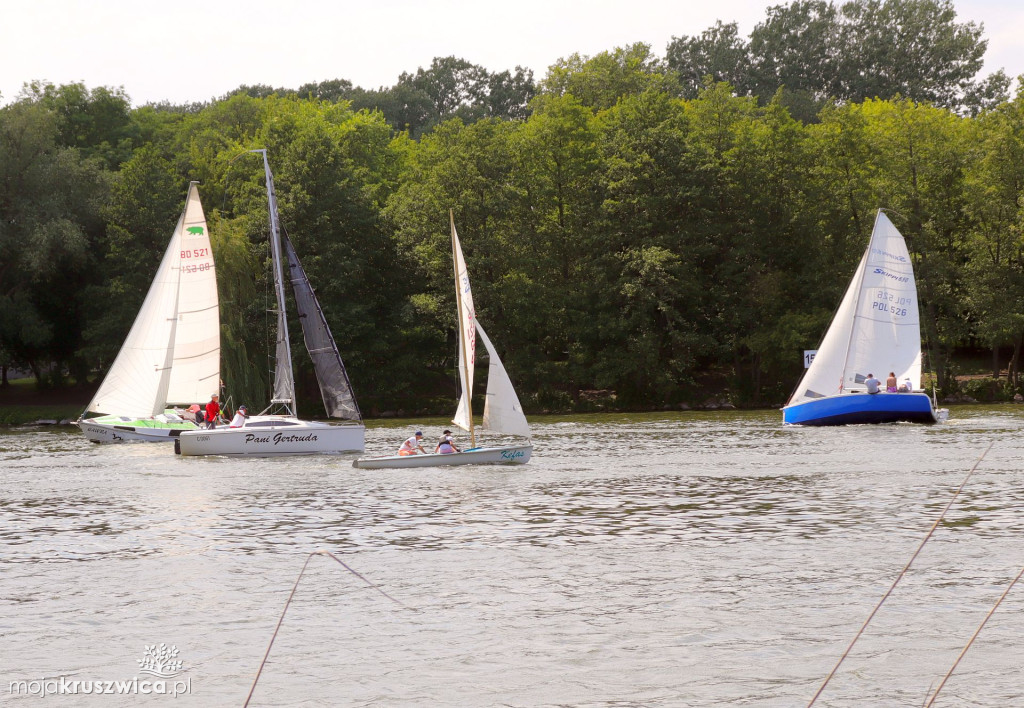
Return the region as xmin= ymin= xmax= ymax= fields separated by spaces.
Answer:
xmin=782 ymin=210 xmax=944 ymax=426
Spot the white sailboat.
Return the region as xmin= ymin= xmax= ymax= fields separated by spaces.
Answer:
xmin=78 ymin=182 xmax=219 ymax=443
xmin=176 ymin=150 xmax=364 ymax=456
xmin=353 ymin=211 xmax=532 ymax=469
xmin=782 ymin=209 xmax=946 ymax=425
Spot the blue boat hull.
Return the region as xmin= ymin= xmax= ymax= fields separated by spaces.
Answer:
xmin=783 ymin=392 xmax=937 ymax=426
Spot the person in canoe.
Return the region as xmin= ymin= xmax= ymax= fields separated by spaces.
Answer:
xmin=398 ymin=431 xmax=427 ymax=456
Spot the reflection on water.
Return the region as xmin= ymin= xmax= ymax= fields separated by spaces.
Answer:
xmin=2 ymin=407 xmax=1024 ymax=705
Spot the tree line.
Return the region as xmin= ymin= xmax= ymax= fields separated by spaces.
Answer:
xmin=2 ymin=0 xmax=1023 ymax=415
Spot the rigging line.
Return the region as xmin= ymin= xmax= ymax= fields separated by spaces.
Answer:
xmin=243 ymin=550 xmax=412 ymax=708
xmin=924 ymin=562 xmax=1024 ymax=707
xmin=807 ymin=440 xmax=995 ymax=707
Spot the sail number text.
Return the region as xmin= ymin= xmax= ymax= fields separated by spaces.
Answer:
xmin=181 ymin=248 xmax=210 ymax=259
xmin=873 ymin=290 xmax=911 ymax=317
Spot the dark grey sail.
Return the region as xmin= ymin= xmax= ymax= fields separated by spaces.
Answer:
xmin=281 ymin=232 xmax=362 ymax=422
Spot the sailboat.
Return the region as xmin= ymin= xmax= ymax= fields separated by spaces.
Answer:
xmin=176 ymin=150 xmax=364 ymax=456
xmin=783 ymin=209 xmax=945 ymax=425
xmin=353 ymin=211 xmax=532 ymax=469
xmin=78 ymin=182 xmax=220 ymax=443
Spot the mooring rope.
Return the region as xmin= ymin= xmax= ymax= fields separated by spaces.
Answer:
xmin=807 ymin=441 xmax=994 ymax=707
xmin=243 ymin=550 xmax=411 ymax=707
xmin=923 ymin=562 xmax=1024 ymax=707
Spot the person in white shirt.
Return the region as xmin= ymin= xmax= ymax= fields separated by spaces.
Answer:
xmin=864 ymin=373 xmax=881 ymax=394
xmin=229 ymin=405 xmax=248 ymax=428
xmin=900 ymin=377 xmax=913 ymax=393
xmin=398 ymin=431 xmax=426 ymax=456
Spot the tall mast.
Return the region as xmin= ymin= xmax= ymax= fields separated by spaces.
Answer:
xmin=255 ymin=149 xmax=296 ymax=416
xmin=451 ymin=209 xmax=475 ymax=447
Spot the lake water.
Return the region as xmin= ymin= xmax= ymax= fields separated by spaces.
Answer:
xmin=2 ymin=407 xmax=1023 ymax=706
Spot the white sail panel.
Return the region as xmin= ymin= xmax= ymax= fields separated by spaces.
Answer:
xmin=85 ymin=212 xmax=183 ymax=417
xmin=788 ymin=251 xmax=865 ymax=405
xmin=451 ymin=219 xmax=476 ymax=433
xmin=475 ymin=321 xmax=531 ymax=437
xmin=166 ymin=182 xmax=220 ymax=405
xmin=844 ymin=211 xmax=922 ymax=389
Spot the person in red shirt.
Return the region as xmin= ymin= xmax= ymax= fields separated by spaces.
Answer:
xmin=205 ymin=394 xmax=220 ymax=429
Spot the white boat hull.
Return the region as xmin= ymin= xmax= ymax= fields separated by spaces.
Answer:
xmin=176 ymin=416 xmax=365 ymax=456
xmin=78 ymin=416 xmax=198 ymax=443
xmin=353 ymin=444 xmax=532 ymax=469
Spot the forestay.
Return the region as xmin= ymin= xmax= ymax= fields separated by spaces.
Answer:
xmin=789 ymin=211 xmax=921 ymax=405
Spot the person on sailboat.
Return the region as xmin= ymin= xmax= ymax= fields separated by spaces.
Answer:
xmin=864 ymin=374 xmax=881 ymax=394
xmin=205 ymin=394 xmax=221 ymax=429
xmin=886 ymin=372 xmax=898 ymax=393
xmin=900 ymin=377 xmax=913 ymax=393
xmin=435 ymin=430 xmax=460 ymax=454
xmin=398 ymin=431 xmax=427 ymax=456
xmin=229 ymin=405 xmax=248 ymax=428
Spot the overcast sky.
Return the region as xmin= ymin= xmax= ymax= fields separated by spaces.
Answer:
xmin=2 ymin=0 xmax=1021 ymax=107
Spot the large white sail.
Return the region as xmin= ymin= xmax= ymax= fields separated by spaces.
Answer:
xmin=451 ymin=216 xmax=476 ymax=433
xmin=165 ymin=182 xmax=220 ymax=405
xmin=85 ymin=201 xmax=185 ymax=417
xmin=788 ymin=211 xmax=921 ymax=405
xmin=843 ymin=211 xmax=922 ymax=389
xmin=475 ymin=321 xmax=531 ymax=437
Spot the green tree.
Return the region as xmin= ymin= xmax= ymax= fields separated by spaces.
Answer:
xmin=0 ymin=99 xmax=109 ymax=387
xmin=666 ymin=21 xmax=752 ymax=99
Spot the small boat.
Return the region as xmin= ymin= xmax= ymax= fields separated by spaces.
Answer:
xmin=177 ymin=151 xmax=364 ymax=456
xmin=78 ymin=182 xmax=220 ymax=442
xmin=782 ymin=209 xmax=945 ymax=426
xmin=354 ymin=212 xmax=532 ymax=469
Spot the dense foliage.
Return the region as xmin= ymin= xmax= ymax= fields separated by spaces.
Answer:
xmin=2 ymin=0 xmax=1024 ymax=413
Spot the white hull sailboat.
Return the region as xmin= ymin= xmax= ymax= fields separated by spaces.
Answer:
xmin=178 ymin=151 xmax=364 ymax=456
xmin=354 ymin=211 xmax=531 ymax=469
xmin=176 ymin=415 xmax=364 ymax=456
xmin=78 ymin=182 xmax=220 ymax=443
xmin=782 ymin=210 xmax=945 ymax=426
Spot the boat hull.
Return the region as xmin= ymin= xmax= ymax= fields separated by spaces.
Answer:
xmin=353 ymin=444 xmax=532 ymax=469
xmin=177 ymin=417 xmax=365 ymax=456
xmin=783 ymin=392 xmax=937 ymax=426
xmin=79 ymin=416 xmax=198 ymax=443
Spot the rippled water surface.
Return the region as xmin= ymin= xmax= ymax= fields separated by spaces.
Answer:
xmin=3 ymin=408 xmax=1024 ymax=706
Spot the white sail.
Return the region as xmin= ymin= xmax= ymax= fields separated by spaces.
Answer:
xmin=475 ymin=321 xmax=531 ymax=437
xmin=85 ymin=201 xmax=185 ymax=417
xmin=789 ymin=210 xmax=921 ymax=405
xmin=451 ymin=217 xmax=476 ymax=433
xmin=165 ymin=182 xmax=220 ymax=405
